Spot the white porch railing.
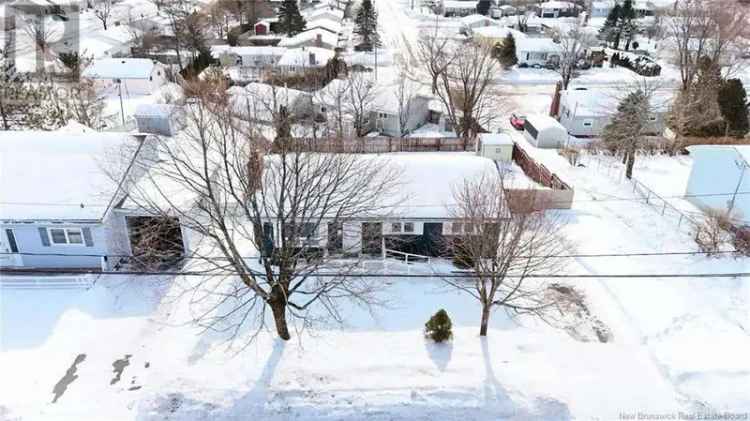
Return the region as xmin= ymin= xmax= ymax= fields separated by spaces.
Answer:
xmin=0 ymin=275 xmax=94 ymax=290
xmin=384 ymin=249 xmax=431 ymax=265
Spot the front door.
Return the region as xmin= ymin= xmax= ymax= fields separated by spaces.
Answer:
xmin=0 ymin=228 xmax=22 ymax=267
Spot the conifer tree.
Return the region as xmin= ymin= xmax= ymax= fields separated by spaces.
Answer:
xmin=476 ymin=0 xmax=491 ymax=16
xmin=602 ymin=90 xmax=650 ymax=179
xmin=718 ymin=78 xmax=750 ymax=138
xmin=598 ymin=4 xmax=621 ymax=47
xmin=354 ymin=0 xmax=381 ymax=50
xmin=497 ymin=33 xmax=518 ymax=69
xmin=278 ymin=0 xmax=306 ymax=36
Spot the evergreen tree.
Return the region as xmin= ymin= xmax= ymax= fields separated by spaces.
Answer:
xmin=476 ymin=0 xmax=491 ymax=15
xmin=615 ymin=0 xmax=637 ymax=50
xmin=354 ymin=0 xmax=381 ymax=50
xmin=598 ymin=4 xmax=620 ymax=46
xmin=497 ymin=33 xmax=518 ymax=69
xmin=718 ymin=78 xmax=750 ymax=138
xmin=602 ymin=90 xmax=650 ymax=179
xmin=278 ymin=0 xmax=306 ymax=36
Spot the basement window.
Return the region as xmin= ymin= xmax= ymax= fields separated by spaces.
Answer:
xmin=403 ymin=222 xmax=414 ymax=233
xmin=391 ymin=222 xmax=402 ymax=233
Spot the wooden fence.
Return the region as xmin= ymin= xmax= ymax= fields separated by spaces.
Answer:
xmin=509 ymin=144 xmax=575 ymax=210
xmin=291 ymin=137 xmax=470 ymax=153
xmin=512 ymin=144 xmax=572 ymax=191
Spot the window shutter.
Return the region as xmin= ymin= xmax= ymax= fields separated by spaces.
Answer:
xmin=82 ymin=228 xmax=94 ymax=247
xmin=38 ymin=227 xmax=50 ymax=246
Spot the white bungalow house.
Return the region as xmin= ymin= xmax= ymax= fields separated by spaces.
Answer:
xmin=256 ymin=153 xmax=503 ymax=258
xmin=303 ymin=7 xmax=345 ymax=23
xmin=306 ymin=17 xmax=343 ymax=35
xmin=441 ymin=0 xmax=477 ymax=17
xmin=82 ymin=58 xmax=168 ymax=96
xmin=369 ymin=87 xmax=435 ymax=137
xmin=459 ymin=14 xmax=498 ymax=34
xmin=472 ymin=25 xmax=527 ymax=46
xmin=557 ymin=88 xmax=669 ymax=137
xmin=0 ymin=130 xmax=168 ymax=270
xmin=516 ymin=37 xmax=562 ymax=67
xmin=275 ymin=47 xmax=336 ymax=74
xmin=278 ymin=28 xmax=339 ymax=50
xmin=590 ymin=0 xmax=654 ymax=18
xmin=686 ymin=146 xmax=750 ymax=223
xmin=230 ymin=82 xmax=313 ymax=125
xmin=210 ymin=45 xmax=286 ymax=68
xmin=538 ymin=1 xmax=577 ymax=18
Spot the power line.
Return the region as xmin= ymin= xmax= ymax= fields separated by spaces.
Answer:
xmin=2 ymin=268 xmax=750 ymax=279
xmin=2 ymin=190 xmax=750 ymax=208
xmin=0 ymin=249 xmax=740 ymax=260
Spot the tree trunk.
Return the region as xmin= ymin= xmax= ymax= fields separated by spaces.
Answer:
xmin=269 ymin=299 xmax=291 ymax=340
xmin=103 ymin=21 xmax=107 ymax=30
xmin=625 ymin=150 xmax=635 ymax=179
xmin=479 ymin=303 xmax=491 ymax=336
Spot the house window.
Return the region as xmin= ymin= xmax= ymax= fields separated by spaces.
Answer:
xmin=378 ymin=112 xmax=388 ymax=119
xmin=649 ymin=116 xmax=658 ymax=122
xmin=5 ymin=229 xmax=18 ymax=253
xmin=463 ymin=223 xmax=474 ymax=233
xmin=49 ymin=228 xmax=84 ymax=245
xmin=583 ymin=120 xmax=593 ymax=127
xmin=320 ymin=106 xmax=327 ymax=113
xmin=451 ymin=223 xmax=461 ymax=234
xmin=403 ymin=222 xmax=414 ymax=233
xmin=391 ymin=222 xmax=402 ymax=233
xmin=495 ymin=147 xmax=504 ymax=153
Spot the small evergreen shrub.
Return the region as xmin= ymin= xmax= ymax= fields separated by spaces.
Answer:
xmin=425 ymin=309 xmax=453 ymax=343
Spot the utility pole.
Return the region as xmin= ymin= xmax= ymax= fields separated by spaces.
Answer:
xmin=729 ymin=156 xmax=749 ymax=214
xmin=116 ymin=79 xmax=125 ymax=126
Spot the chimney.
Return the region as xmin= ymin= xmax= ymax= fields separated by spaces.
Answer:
xmin=309 ymin=52 xmax=316 ymax=66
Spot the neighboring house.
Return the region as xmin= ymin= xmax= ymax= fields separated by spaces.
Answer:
xmin=686 ymin=146 xmax=750 ymax=222
xmin=516 ymin=37 xmax=562 ymax=67
xmin=492 ymin=4 xmax=518 ymax=18
xmin=306 ymin=17 xmax=343 ymax=35
xmin=538 ymin=1 xmax=577 ymax=18
xmin=0 ymin=131 xmax=157 ymax=270
xmin=278 ymin=28 xmax=339 ymax=49
xmin=369 ymin=88 xmax=435 ymax=137
xmin=590 ymin=0 xmax=615 ymax=17
xmin=253 ymin=18 xmax=279 ymax=36
xmin=523 ymin=114 xmax=568 ymax=148
xmin=257 ymin=153 xmax=503 ymax=257
xmin=472 ymin=25 xmax=527 ymax=46
xmin=459 ymin=14 xmax=498 ymax=34
xmin=441 ymin=0 xmax=477 ymax=17
xmin=590 ymin=0 xmax=653 ymax=18
xmin=477 ymin=133 xmax=514 ymax=162
xmin=210 ymin=45 xmax=286 ymax=68
xmin=557 ymin=89 xmax=669 ymax=137
xmin=304 ymin=7 xmax=345 ymax=22
xmin=276 ymin=47 xmax=336 ymax=73
xmin=230 ymin=82 xmax=313 ymax=125
xmin=82 ymin=58 xmax=168 ymax=96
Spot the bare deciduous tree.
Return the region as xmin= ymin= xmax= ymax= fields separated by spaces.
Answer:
xmin=507 ymin=0 xmax=536 ymax=32
xmin=93 ymin=0 xmax=113 ymax=30
xmin=553 ymin=18 xmax=594 ymax=90
xmin=444 ymin=171 xmax=568 ymax=336
xmin=667 ymin=0 xmax=749 ymax=92
xmin=125 ymin=94 xmax=402 ymax=342
xmin=434 ymin=41 xmax=501 ymax=149
xmin=394 ymin=64 xmax=419 ymax=137
xmin=416 ymin=16 xmax=454 ymax=95
xmin=344 ymin=73 xmax=378 ymax=137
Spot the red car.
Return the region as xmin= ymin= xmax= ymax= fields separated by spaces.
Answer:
xmin=509 ymin=113 xmax=526 ymax=130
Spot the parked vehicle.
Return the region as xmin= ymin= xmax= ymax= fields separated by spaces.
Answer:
xmin=510 ymin=113 xmax=526 ymax=130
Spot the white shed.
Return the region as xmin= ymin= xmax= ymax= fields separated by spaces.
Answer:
xmin=523 ymin=114 xmax=568 ymax=149
xmin=478 ymin=133 xmax=514 ymax=162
